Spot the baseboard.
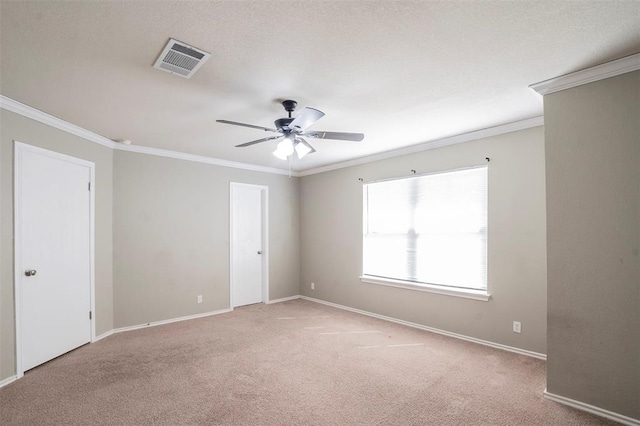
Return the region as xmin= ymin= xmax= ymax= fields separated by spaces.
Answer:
xmin=266 ymin=295 xmax=301 ymax=304
xmin=544 ymin=390 xmax=640 ymax=425
xmin=300 ymin=296 xmax=546 ymax=360
xmin=93 ymin=329 xmax=114 ymax=342
xmin=4 ymin=298 xmax=545 ymax=390
xmin=112 ymin=308 xmax=233 ymax=335
xmin=0 ymin=375 xmax=18 ymax=389
xmin=4 ymin=308 xmax=234 ymax=386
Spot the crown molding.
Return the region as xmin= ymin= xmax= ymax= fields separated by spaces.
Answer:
xmin=297 ymin=116 xmax=544 ymax=177
xmin=1 ymin=94 xmax=296 ymax=176
xmin=113 ymin=143 xmax=297 ymax=176
xmin=1 ymin=94 xmax=543 ymax=179
xmin=530 ymin=52 xmax=640 ymax=96
xmin=0 ymin=95 xmax=117 ymax=148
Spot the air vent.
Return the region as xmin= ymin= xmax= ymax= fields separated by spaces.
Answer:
xmin=153 ymin=38 xmax=210 ymax=79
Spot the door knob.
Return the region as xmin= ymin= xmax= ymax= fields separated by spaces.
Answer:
xmin=257 ymin=251 xmax=263 ymax=254
xmin=25 ymin=269 xmax=37 ymax=277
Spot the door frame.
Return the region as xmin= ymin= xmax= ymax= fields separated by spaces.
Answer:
xmin=229 ymin=182 xmax=269 ymax=309
xmin=13 ymin=141 xmax=96 ymax=378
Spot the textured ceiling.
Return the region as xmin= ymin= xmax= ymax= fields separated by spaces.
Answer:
xmin=1 ymin=1 xmax=639 ymax=172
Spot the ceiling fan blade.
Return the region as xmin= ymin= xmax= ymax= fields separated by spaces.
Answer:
xmin=302 ymin=131 xmax=364 ymax=142
xmin=288 ymin=107 xmax=325 ymax=132
xmin=216 ymin=119 xmax=277 ymax=132
xmin=235 ymin=135 xmax=282 ymax=148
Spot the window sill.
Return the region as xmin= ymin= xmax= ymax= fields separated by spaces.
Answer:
xmin=360 ymin=276 xmax=491 ymax=301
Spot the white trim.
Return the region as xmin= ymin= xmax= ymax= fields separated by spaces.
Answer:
xmin=360 ymin=276 xmax=491 ymax=302
xmin=298 ymin=116 xmax=544 ymax=176
xmin=229 ymin=184 xmax=233 ymax=310
xmin=14 ymin=143 xmax=24 ymax=379
xmin=262 ymin=186 xmax=270 ymax=304
xmin=544 ymin=390 xmax=640 ymax=426
xmin=112 ymin=308 xmax=232 ymax=334
xmin=5 ymin=307 xmax=232 ymax=386
xmin=530 ymin=53 xmax=640 ymax=96
xmin=0 ymin=375 xmax=18 ymax=389
xmin=113 ymin=143 xmax=295 ymax=176
xmin=300 ymin=295 xmax=546 ymax=360
xmin=229 ymin=182 xmax=270 ymax=308
xmin=1 ymin=96 xmax=116 ymax=148
xmin=1 ymin=94 xmax=545 ymax=178
xmin=13 ymin=142 xmax=96 ymax=378
xmin=266 ymin=295 xmax=301 ymax=304
xmin=89 ymin=162 xmax=96 ymax=343
xmin=93 ymin=330 xmax=114 ymax=342
xmin=0 ymin=95 xmax=296 ymax=176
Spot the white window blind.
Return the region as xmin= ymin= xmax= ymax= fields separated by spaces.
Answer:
xmin=363 ymin=167 xmax=488 ymax=291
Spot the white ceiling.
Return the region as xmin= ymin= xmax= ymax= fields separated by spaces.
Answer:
xmin=1 ymin=1 xmax=639 ymax=172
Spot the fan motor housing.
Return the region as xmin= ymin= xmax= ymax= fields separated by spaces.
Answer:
xmin=274 ymin=117 xmax=294 ymax=131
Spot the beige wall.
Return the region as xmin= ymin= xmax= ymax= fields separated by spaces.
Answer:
xmin=544 ymin=71 xmax=640 ymax=419
xmin=0 ymin=109 xmax=300 ymax=382
xmin=0 ymin=109 xmax=114 ymax=381
xmin=300 ymin=126 xmax=547 ymax=354
xmin=113 ymin=150 xmax=300 ymax=328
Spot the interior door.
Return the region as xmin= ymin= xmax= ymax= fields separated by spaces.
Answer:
xmin=16 ymin=143 xmax=93 ymax=372
xmin=231 ymin=183 xmax=265 ymax=307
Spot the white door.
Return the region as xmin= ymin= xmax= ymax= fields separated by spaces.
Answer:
xmin=15 ymin=142 xmax=93 ymax=373
xmin=230 ymin=183 xmax=267 ymax=307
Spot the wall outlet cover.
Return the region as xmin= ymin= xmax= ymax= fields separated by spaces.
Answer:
xmin=513 ymin=321 xmax=521 ymax=333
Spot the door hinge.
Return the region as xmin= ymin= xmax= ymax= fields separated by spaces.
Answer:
xmin=89 ymin=311 xmax=92 ymax=320
xmin=88 ymin=182 xmax=91 ymax=191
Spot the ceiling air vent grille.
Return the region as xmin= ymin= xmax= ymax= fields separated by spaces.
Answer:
xmin=153 ymin=38 xmax=210 ymax=79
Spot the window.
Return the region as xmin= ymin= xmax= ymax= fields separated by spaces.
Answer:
xmin=362 ymin=166 xmax=488 ymax=299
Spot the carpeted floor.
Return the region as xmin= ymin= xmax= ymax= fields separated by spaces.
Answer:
xmin=0 ymin=299 xmax=617 ymax=425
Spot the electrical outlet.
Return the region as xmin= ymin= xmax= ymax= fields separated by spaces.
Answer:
xmin=197 ymin=295 xmax=203 ymax=304
xmin=311 ymin=282 xmax=315 ymax=290
xmin=513 ymin=321 xmax=521 ymax=333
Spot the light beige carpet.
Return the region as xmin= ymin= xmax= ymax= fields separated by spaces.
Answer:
xmin=0 ymin=299 xmax=617 ymax=425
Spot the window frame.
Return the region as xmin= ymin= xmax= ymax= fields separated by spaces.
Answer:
xmin=360 ymin=166 xmax=491 ymax=301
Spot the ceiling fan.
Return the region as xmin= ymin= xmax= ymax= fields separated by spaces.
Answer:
xmin=216 ymin=100 xmax=364 ymax=160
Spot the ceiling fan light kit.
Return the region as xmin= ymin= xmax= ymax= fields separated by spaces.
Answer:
xmin=294 ymin=140 xmax=313 ymax=158
xmin=217 ymin=100 xmax=364 ymax=161
xmin=272 ymin=136 xmax=315 ymax=160
xmin=274 ymin=137 xmax=295 ymax=160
